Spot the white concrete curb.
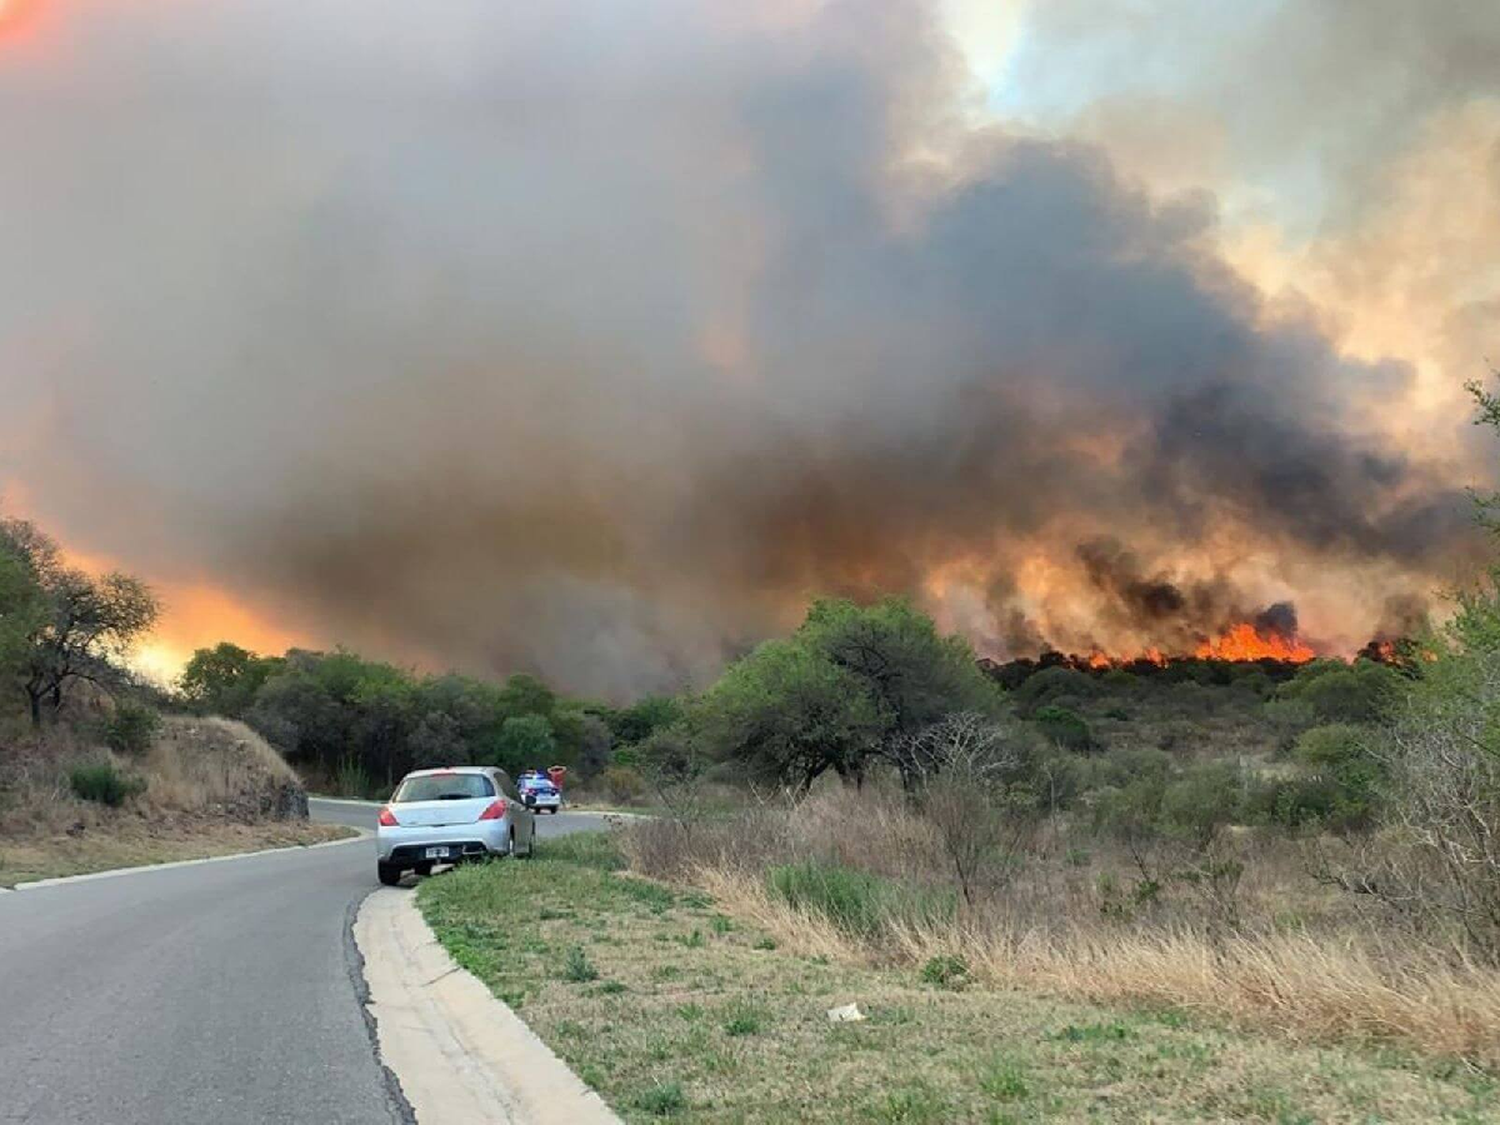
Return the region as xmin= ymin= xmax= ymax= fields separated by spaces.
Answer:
xmin=10 ymin=828 xmax=370 ymax=891
xmin=356 ymin=888 xmax=621 ymax=1125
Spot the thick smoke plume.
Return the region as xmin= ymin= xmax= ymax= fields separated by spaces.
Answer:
xmin=0 ymin=0 xmax=1489 ymax=695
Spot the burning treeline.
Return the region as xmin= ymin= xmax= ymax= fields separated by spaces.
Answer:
xmin=982 ymin=608 xmax=1415 ymax=692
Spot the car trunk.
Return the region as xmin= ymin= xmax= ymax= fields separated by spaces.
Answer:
xmin=391 ymin=797 xmax=494 ymax=827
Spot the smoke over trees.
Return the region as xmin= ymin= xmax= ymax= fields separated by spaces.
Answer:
xmin=0 ymin=0 xmax=1490 ymax=695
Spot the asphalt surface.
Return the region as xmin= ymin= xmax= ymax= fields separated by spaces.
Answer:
xmin=0 ymin=799 xmax=609 ymax=1125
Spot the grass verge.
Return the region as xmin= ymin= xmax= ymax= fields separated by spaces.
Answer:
xmin=417 ymin=831 xmax=1497 ymax=1123
xmin=0 ymin=818 xmax=354 ymax=886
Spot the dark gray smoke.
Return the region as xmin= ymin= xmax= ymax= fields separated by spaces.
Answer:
xmin=0 ymin=0 xmax=1485 ymax=696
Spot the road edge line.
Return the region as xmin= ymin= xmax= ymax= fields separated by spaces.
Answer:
xmin=10 ymin=827 xmax=371 ymax=891
xmin=355 ymin=887 xmax=622 ymax=1125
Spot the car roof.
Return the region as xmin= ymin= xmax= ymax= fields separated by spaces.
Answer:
xmin=402 ymin=766 xmax=494 ymax=778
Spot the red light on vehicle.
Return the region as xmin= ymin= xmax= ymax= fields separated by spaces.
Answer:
xmin=377 ymin=806 xmax=399 ymax=827
xmin=478 ymin=798 xmax=508 ymax=821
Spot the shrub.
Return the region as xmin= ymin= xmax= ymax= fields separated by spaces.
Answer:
xmin=633 ymin=1081 xmax=686 ymax=1117
xmin=561 ymin=946 xmax=599 ymax=983
xmin=722 ymin=1001 xmax=765 ymax=1036
xmin=1032 ymin=705 xmax=1095 ymax=753
xmin=1294 ymin=723 xmax=1383 ymax=831
xmin=69 ymin=761 xmax=145 ymax=807
xmin=919 ymin=954 xmax=969 ymax=988
xmin=601 ymin=764 xmax=646 ymax=804
xmin=104 ymin=701 xmax=163 ymax=756
xmin=1276 ymin=660 xmax=1400 ymax=724
xmin=1012 ymin=667 xmax=1097 ymax=716
xmin=767 ymin=860 xmax=955 ymax=939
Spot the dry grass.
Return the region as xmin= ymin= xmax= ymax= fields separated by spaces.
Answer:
xmin=0 ymin=712 xmax=345 ymax=885
xmin=0 ymin=817 xmax=350 ymax=886
xmin=621 ymin=787 xmax=1500 ymax=1072
xmin=700 ymin=866 xmax=1500 ymax=1069
xmin=420 ymin=832 xmax=1499 ymax=1123
xmin=143 ymin=716 xmax=305 ymax=816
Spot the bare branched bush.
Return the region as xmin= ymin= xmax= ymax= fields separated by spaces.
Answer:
xmin=903 ymin=712 xmax=1039 ymax=907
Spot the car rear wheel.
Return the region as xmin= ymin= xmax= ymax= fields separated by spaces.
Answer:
xmin=377 ymin=862 xmax=402 ymax=886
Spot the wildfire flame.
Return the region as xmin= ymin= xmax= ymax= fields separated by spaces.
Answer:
xmin=1193 ymin=622 xmax=1315 ymax=663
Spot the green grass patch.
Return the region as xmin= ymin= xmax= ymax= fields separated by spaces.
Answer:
xmin=767 ymin=860 xmax=956 ymax=939
xmin=633 ymin=1080 xmax=687 ymax=1117
xmin=918 ymin=954 xmax=969 ymax=989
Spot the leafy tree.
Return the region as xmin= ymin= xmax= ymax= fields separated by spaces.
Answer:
xmin=491 ymin=713 xmax=556 ymax=775
xmin=608 ymin=694 xmax=683 ymax=745
xmin=0 ymin=533 xmax=45 ymax=681
xmin=800 ymin=598 xmax=1000 ymax=726
xmin=497 ymin=673 xmax=555 ymax=721
xmin=0 ymin=518 xmax=159 ymax=725
xmin=692 ymin=638 xmax=882 ymax=790
xmin=351 ymin=665 xmax=418 ymax=788
xmin=408 ymin=710 xmax=469 ymax=768
xmin=179 ymin=642 xmax=282 ymax=717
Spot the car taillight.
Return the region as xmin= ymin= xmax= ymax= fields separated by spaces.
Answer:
xmin=377 ymin=806 xmax=399 ymax=827
xmin=478 ymin=797 xmax=508 ymax=821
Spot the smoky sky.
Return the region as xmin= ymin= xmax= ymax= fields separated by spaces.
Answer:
xmin=0 ymin=0 xmax=1487 ymax=696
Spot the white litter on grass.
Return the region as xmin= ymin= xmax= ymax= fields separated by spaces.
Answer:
xmin=827 ymin=1002 xmax=866 ymax=1023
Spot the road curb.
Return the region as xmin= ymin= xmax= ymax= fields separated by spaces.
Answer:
xmin=355 ymin=888 xmax=621 ymax=1125
xmin=9 ymin=828 xmax=370 ymax=891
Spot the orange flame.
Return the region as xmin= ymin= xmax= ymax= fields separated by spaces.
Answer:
xmin=1194 ymin=623 xmax=1315 ymax=663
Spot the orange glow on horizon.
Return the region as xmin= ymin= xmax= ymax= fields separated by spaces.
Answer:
xmin=35 ymin=541 xmax=311 ymax=686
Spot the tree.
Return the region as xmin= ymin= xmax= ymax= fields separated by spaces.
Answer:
xmin=179 ymin=642 xmax=282 ymax=717
xmin=351 ymin=666 xmax=418 ymax=789
xmin=608 ymin=694 xmax=683 ymax=745
xmin=0 ymin=533 xmax=46 ymax=683
xmin=497 ymin=673 xmax=555 ymax=721
xmin=0 ymin=519 xmax=159 ymax=725
xmin=797 ymin=598 xmax=1003 ymax=787
xmin=491 ymin=714 xmax=556 ymax=775
xmin=692 ymin=638 xmax=882 ymax=790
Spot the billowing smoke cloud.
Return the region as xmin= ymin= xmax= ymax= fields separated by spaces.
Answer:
xmin=0 ymin=0 xmax=1487 ymax=696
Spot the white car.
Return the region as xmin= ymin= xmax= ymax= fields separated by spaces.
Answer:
xmin=375 ymin=766 xmax=536 ymax=885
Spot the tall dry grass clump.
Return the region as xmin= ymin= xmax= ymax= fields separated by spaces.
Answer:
xmin=621 ymin=786 xmax=1500 ymax=1068
xmin=144 ymin=716 xmax=307 ymax=818
xmin=1 ymin=713 xmax=308 ymax=836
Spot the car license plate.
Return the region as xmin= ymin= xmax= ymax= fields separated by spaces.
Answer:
xmin=424 ymin=847 xmax=448 ymax=859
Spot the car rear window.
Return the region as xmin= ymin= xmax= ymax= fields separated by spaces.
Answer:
xmin=394 ymin=773 xmax=494 ymax=802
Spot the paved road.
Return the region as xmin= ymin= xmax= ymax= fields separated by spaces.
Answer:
xmin=0 ymin=800 xmax=609 ymax=1125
